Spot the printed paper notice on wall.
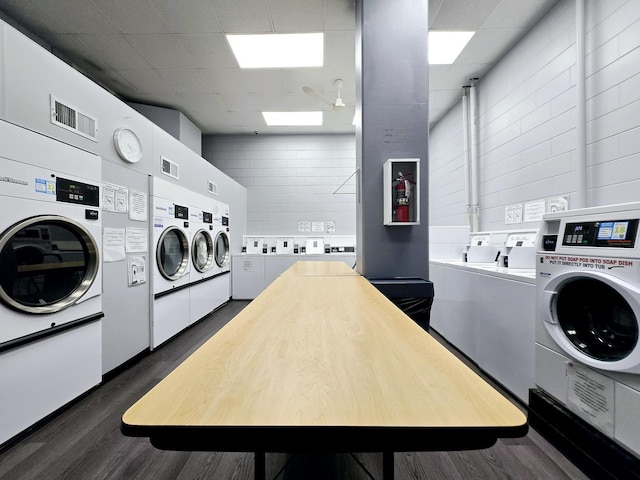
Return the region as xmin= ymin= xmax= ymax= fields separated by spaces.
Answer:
xmin=298 ymin=221 xmax=311 ymax=233
xmin=547 ymin=195 xmax=569 ymax=213
xmin=129 ymin=190 xmax=147 ymax=222
xmin=524 ymin=199 xmax=546 ymax=223
xmin=103 ymin=227 xmax=125 ymax=262
xmin=504 ymin=204 xmax=523 ymax=224
xmin=326 ymin=221 xmax=336 ymax=234
xmin=128 ymin=255 xmax=146 ymax=286
xmin=566 ymin=361 xmax=614 ymax=436
xmin=312 ymin=221 xmax=325 ymax=233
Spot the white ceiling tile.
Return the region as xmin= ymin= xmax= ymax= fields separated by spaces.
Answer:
xmin=29 ymin=0 xmax=119 ymax=34
xmin=157 ymin=69 xmax=215 ymax=93
xmin=211 ymin=0 xmax=273 ymax=33
xmin=91 ymin=0 xmax=170 ymax=34
xmin=75 ymin=34 xmax=151 ymax=69
xmin=282 ymin=68 xmax=324 ymax=94
xmin=268 ymin=0 xmax=325 ymax=32
xmin=125 ymin=34 xmax=196 ymax=69
xmin=174 ymin=34 xmax=238 ymax=68
xmin=482 ymin=0 xmax=559 ymax=30
xmin=201 ymin=68 xmax=285 ymax=93
xmin=149 ymin=0 xmax=221 ymax=33
xmin=117 ymin=68 xmax=177 ymax=94
xmin=325 ymin=0 xmax=356 ymax=31
xmin=429 ymin=0 xmax=501 ymax=30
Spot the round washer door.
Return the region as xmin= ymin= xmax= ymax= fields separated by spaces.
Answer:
xmin=541 ymin=271 xmax=640 ymax=372
xmin=192 ymin=229 xmax=214 ymax=273
xmin=555 ymin=277 xmax=638 ymax=361
xmin=0 ymin=215 xmax=99 ymax=314
xmin=214 ymin=231 xmax=230 ymax=268
xmin=157 ymin=226 xmax=189 ymax=280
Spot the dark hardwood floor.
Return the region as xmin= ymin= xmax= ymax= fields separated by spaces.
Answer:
xmin=0 ymin=300 xmax=589 ymax=479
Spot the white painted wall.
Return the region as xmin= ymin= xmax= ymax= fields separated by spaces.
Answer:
xmin=203 ymin=134 xmax=356 ymax=236
xmin=429 ymin=0 xmax=640 ymax=230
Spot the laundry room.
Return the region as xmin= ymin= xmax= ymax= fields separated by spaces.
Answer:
xmin=1 ymin=0 xmax=640 ymax=479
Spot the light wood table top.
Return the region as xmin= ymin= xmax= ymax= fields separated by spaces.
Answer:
xmin=122 ymin=262 xmax=527 ymax=453
xmin=279 ymin=259 xmax=359 ymax=276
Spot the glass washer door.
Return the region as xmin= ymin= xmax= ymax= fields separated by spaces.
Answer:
xmin=192 ymin=229 xmax=214 ymax=273
xmin=214 ymin=231 xmax=230 ymax=268
xmin=0 ymin=215 xmax=99 ymax=314
xmin=157 ymin=226 xmax=189 ymax=280
xmin=555 ymin=277 xmax=639 ymax=361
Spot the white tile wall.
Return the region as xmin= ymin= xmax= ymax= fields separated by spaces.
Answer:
xmin=429 ymin=0 xmax=640 ymax=230
xmin=203 ymin=134 xmax=356 ymax=235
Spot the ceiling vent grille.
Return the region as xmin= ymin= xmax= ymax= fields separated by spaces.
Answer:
xmin=208 ymin=181 xmax=218 ymax=195
xmin=50 ymin=95 xmax=97 ymax=141
xmin=161 ymin=156 xmax=179 ymax=179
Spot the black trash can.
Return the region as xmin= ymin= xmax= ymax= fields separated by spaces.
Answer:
xmin=367 ymin=277 xmax=434 ymax=331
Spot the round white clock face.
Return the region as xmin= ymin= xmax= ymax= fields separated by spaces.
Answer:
xmin=113 ymin=128 xmax=142 ymax=163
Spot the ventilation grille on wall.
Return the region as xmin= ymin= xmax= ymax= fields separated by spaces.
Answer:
xmin=161 ymin=156 xmax=179 ymax=179
xmin=50 ymin=95 xmax=97 ymax=141
xmin=208 ymin=181 xmax=218 ymax=195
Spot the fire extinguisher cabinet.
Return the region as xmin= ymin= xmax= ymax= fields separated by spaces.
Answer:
xmin=383 ymin=158 xmax=420 ymax=225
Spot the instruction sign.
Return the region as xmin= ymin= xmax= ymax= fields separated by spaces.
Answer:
xmin=567 ymin=362 xmax=614 ymax=435
xmin=541 ymin=254 xmax=634 ymax=271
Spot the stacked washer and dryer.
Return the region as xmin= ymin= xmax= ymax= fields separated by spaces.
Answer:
xmin=0 ymin=121 xmax=103 ymax=445
xmin=535 ymin=202 xmax=640 ymax=460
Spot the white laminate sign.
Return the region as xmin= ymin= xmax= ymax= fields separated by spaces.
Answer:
xmin=126 ymin=228 xmax=148 ymax=253
xmin=128 ymin=255 xmax=146 ymax=286
xmin=567 ymin=362 xmax=614 ymax=436
xmin=103 ymin=227 xmax=126 ymax=262
xmin=129 ymin=190 xmax=147 ymax=221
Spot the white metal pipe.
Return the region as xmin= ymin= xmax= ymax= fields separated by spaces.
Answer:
xmin=469 ymin=80 xmax=480 ymax=232
xmin=576 ymin=0 xmax=587 ymax=208
xmin=462 ymin=87 xmax=472 ymax=227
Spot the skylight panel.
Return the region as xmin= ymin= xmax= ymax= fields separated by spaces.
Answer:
xmin=227 ymin=33 xmax=324 ymax=68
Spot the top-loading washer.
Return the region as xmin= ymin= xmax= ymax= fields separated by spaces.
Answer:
xmin=188 ymin=192 xmax=217 ymax=324
xmin=536 ymin=201 xmax=640 ymax=457
xmin=0 ymin=120 xmax=102 ymax=447
xmin=150 ymin=176 xmax=191 ymax=348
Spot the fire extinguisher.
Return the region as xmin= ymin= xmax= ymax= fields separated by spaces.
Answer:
xmin=394 ymin=171 xmax=412 ymax=222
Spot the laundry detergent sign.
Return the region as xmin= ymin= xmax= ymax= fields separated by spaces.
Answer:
xmin=543 ymin=254 xmax=634 ymax=270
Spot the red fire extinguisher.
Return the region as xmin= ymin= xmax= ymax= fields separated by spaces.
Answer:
xmin=394 ymin=171 xmax=412 ymax=222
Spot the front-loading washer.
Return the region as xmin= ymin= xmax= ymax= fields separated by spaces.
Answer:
xmin=0 ymin=120 xmax=102 ymax=446
xmin=188 ymin=193 xmax=217 ymax=324
xmin=150 ymin=176 xmax=191 ymax=349
xmin=536 ymin=202 xmax=640 ymax=458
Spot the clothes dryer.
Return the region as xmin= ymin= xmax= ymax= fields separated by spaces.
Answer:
xmin=210 ymin=200 xmax=231 ymax=310
xmin=150 ymin=176 xmax=191 ymax=348
xmin=536 ymin=202 xmax=640 ymax=457
xmin=0 ymin=121 xmax=102 ymax=446
xmin=188 ymin=194 xmax=217 ymax=324
xmin=0 ymin=136 xmax=102 ymax=345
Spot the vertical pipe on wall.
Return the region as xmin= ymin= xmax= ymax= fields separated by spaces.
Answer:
xmin=469 ymin=80 xmax=480 ymax=232
xmin=462 ymin=87 xmax=472 ymax=228
xmin=575 ymin=0 xmax=587 ymax=208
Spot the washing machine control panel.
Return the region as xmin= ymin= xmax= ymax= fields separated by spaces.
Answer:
xmin=563 ymin=219 xmax=639 ymax=248
xmin=55 ymin=177 xmax=100 ymax=206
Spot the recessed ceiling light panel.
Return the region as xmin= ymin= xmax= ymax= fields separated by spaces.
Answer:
xmin=227 ymin=33 xmax=323 ymax=68
xmin=429 ymin=31 xmax=475 ymax=64
xmin=262 ymin=112 xmax=323 ymax=126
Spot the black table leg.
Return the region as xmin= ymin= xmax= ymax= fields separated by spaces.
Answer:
xmin=383 ymin=451 xmax=394 ymax=480
xmin=255 ymin=451 xmax=265 ymax=480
